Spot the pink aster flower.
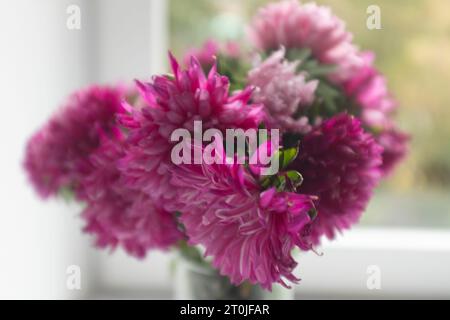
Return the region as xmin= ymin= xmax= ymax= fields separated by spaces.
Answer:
xmin=248 ymin=48 xmax=318 ymax=134
xmin=183 ymin=40 xmax=220 ymax=69
xmin=118 ymin=53 xmax=264 ymax=202
xmin=377 ymin=125 xmax=410 ymax=176
xmin=83 ymin=189 xmax=183 ymax=258
xmin=343 ymin=52 xmax=409 ymax=175
xmin=344 ymin=51 xmax=396 ymax=128
xmin=183 ymin=39 xmax=242 ymax=70
xmin=169 ymin=142 xmax=316 ymax=290
xmin=292 ymin=114 xmax=382 ymax=244
xmin=82 ymin=131 xmax=183 ymax=258
xmin=24 ymin=85 xmax=127 ymax=199
xmin=249 ymin=0 xmax=362 ymax=83
xmin=223 ymin=41 xmax=241 ymax=58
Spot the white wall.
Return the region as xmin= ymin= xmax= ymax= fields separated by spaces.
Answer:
xmin=0 ymin=0 xmax=167 ymax=299
xmin=0 ymin=0 xmax=97 ymax=299
xmin=95 ymin=0 xmax=167 ymax=82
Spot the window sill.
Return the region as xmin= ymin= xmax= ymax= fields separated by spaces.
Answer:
xmin=91 ymin=227 xmax=450 ymax=299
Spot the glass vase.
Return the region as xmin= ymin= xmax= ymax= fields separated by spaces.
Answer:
xmin=173 ymin=254 xmax=294 ymax=300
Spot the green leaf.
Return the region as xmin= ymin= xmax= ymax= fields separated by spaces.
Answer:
xmin=306 ymin=64 xmax=337 ymax=78
xmin=317 ymin=81 xmax=340 ymax=98
xmin=260 ymin=176 xmax=273 ymax=189
xmin=279 ymin=146 xmax=299 ymax=169
xmin=285 ymin=170 xmax=304 ymax=188
xmin=216 ymin=54 xmax=250 ymax=92
xmin=286 ymin=47 xmax=336 ymax=78
xmin=308 ymin=208 xmax=318 ymax=220
xmin=177 ymin=240 xmax=208 ymax=267
xmin=286 ymin=48 xmax=312 ymax=62
xmin=58 ymin=186 xmax=74 ymax=202
xmin=274 ymin=175 xmax=286 ymax=191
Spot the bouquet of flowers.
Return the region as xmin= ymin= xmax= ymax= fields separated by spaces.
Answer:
xmin=24 ymin=0 xmax=408 ymax=291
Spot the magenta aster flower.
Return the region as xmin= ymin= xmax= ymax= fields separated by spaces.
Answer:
xmin=377 ymin=126 xmax=410 ymax=176
xmin=249 ymin=0 xmax=362 ymax=83
xmin=292 ymin=114 xmax=382 ymax=244
xmin=169 ymin=146 xmax=316 ymax=290
xmin=248 ymin=48 xmax=318 ymax=134
xmin=118 ymin=53 xmax=264 ymax=202
xmin=82 ymin=131 xmax=183 ymax=258
xmin=344 ymin=51 xmax=396 ymax=128
xmin=24 ymin=85 xmax=127 ymax=199
xmin=83 ymin=190 xmax=183 ymax=258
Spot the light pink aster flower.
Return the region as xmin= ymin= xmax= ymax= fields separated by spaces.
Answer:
xmin=291 ymin=114 xmax=383 ymax=244
xmin=248 ymin=48 xmax=318 ymax=134
xmin=82 ymin=131 xmax=183 ymax=257
xmin=118 ymin=53 xmax=264 ymax=203
xmin=24 ymin=85 xmax=127 ymax=199
xmin=169 ymin=143 xmax=316 ymax=290
xmin=249 ymin=0 xmax=362 ymax=83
